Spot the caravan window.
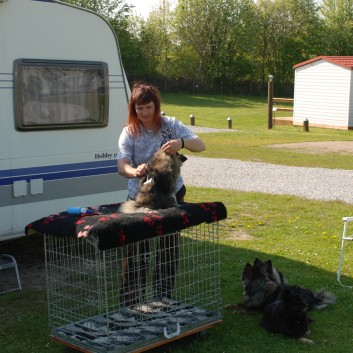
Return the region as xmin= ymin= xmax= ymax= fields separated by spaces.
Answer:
xmin=14 ymin=59 xmax=109 ymax=130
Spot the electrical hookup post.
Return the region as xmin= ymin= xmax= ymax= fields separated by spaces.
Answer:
xmin=267 ymin=75 xmax=274 ymax=129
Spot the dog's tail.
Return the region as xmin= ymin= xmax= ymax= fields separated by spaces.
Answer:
xmin=313 ymin=289 xmax=336 ymax=310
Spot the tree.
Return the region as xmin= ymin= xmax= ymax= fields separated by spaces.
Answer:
xmin=174 ymin=0 xmax=258 ymax=93
xmin=320 ymin=0 xmax=353 ymax=55
xmin=62 ymin=0 xmax=151 ymax=82
xmin=61 ymin=0 xmax=353 ymax=95
xmin=254 ymin=0 xmax=321 ymax=90
xmin=113 ymin=15 xmax=152 ymax=81
xmin=62 ymin=0 xmax=131 ymax=20
xmin=141 ymin=0 xmax=176 ymax=91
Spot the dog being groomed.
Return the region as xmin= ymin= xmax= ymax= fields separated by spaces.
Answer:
xmin=226 ymin=258 xmax=336 ymax=344
xmin=119 ymin=149 xmax=187 ymax=213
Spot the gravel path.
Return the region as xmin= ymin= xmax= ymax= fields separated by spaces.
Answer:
xmin=182 ymin=156 xmax=353 ymax=204
xmin=184 ymin=125 xmax=353 ymax=204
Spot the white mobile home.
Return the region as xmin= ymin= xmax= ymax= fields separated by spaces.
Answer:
xmin=293 ymin=56 xmax=353 ymax=130
xmin=0 ymin=0 xmax=129 ymax=240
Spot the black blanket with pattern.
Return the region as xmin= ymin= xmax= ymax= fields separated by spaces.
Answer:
xmin=25 ymin=202 xmax=227 ymax=250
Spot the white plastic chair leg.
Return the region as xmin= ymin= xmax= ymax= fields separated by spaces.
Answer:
xmin=337 ymin=217 xmax=353 ymax=288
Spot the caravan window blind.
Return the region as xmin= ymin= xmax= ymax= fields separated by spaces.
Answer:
xmin=14 ymin=59 xmax=109 ymax=130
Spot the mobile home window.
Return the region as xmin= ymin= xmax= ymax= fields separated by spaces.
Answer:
xmin=14 ymin=59 xmax=109 ymax=130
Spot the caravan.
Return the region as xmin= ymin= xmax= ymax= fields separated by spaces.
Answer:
xmin=0 ymin=0 xmax=129 ymax=240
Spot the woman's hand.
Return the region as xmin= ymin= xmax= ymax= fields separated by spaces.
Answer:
xmin=161 ymin=137 xmax=206 ymax=154
xmin=161 ymin=139 xmax=183 ymax=155
xmin=118 ymin=159 xmax=148 ymax=178
xmin=135 ymin=163 xmax=148 ymax=177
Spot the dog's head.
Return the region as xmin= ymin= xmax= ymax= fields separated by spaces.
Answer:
xmin=148 ymin=150 xmax=185 ymax=180
xmin=282 ymin=285 xmax=310 ymax=316
xmin=241 ymin=260 xmax=271 ymax=295
xmin=252 ymin=258 xmax=286 ymax=285
xmin=253 ymin=258 xmax=273 ymax=274
xmin=139 ymin=150 xmax=187 ymax=194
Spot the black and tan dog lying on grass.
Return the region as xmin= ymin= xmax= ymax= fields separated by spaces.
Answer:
xmin=260 ymin=284 xmax=315 ymax=344
xmin=237 ymin=258 xmax=336 ymax=312
xmin=119 ymin=149 xmax=187 ymax=213
xmin=226 ymin=258 xmax=336 ymax=344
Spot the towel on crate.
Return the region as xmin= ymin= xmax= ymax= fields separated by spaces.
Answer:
xmin=25 ymin=202 xmax=227 ymax=250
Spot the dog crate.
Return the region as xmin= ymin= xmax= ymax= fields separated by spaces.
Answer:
xmin=27 ymin=202 xmax=226 ymax=353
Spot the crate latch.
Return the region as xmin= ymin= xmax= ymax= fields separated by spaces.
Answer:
xmin=163 ymin=323 xmax=180 ymax=339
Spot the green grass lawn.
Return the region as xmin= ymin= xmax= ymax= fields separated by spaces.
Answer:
xmin=1 ymin=188 xmax=352 ymax=353
xmin=162 ymin=93 xmax=353 ymax=170
xmin=1 ymin=94 xmax=353 ymax=353
xmin=162 ymin=94 xmax=286 ymax=130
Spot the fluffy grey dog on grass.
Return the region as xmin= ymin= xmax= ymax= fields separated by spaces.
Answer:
xmin=119 ymin=150 xmax=187 ymax=213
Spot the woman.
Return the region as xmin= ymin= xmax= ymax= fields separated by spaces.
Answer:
xmin=117 ymin=82 xmax=205 ymax=202
xmin=117 ymin=82 xmax=206 ymax=306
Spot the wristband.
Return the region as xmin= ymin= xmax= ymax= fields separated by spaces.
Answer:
xmin=181 ymin=138 xmax=184 ymax=149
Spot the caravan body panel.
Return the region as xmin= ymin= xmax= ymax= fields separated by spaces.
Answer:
xmin=0 ymin=0 xmax=129 ymax=240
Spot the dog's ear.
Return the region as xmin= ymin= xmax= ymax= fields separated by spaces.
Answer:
xmin=265 ymin=260 xmax=274 ymax=274
xmin=178 ymin=153 xmax=187 ymax=163
xmin=242 ymin=263 xmax=253 ymax=279
xmin=255 ymin=262 xmax=270 ymax=278
xmin=254 ymin=258 xmax=262 ymax=266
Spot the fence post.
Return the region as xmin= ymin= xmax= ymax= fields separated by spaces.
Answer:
xmin=267 ymin=75 xmax=274 ymax=129
xmin=303 ymin=118 xmax=309 ymax=132
xmin=227 ymin=117 xmax=232 ymax=129
xmin=190 ymin=114 xmax=195 ymax=126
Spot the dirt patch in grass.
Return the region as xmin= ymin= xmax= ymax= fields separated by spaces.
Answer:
xmin=224 ymin=230 xmax=253 ymax=241
xmin=268 ymin=141 xmax=353 ymax=155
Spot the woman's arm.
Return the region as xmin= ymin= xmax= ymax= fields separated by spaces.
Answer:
xmin=117 ymin=158 xmax=147 ymax=178
xmin=183 ymin=137 xmax=206 ymax=152
xmin=161 ymin=137 xmax=206 ymax=154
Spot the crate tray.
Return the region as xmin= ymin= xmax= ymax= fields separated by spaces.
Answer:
xmin=51 ymin=298 xmax=222 ymax=353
